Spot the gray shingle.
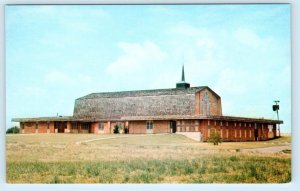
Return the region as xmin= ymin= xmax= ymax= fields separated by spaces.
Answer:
xmin=73 ymin=86 xmax=206 ymax=119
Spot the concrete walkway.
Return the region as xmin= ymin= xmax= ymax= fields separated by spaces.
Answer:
xmin=241 ymin=145 xmax=291 ymax=153
xmin=75 ymin=133 xmax=168 ymax=145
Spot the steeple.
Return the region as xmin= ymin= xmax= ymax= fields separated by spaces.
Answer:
xmin=181 ymin=65 xmax=185 ymax=81
xmin=176 ymin=64 xmax=190 ymax=89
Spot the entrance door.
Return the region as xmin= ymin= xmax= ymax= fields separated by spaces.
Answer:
xmin=170 ymin=120 xmax=177 ymax=133
xmin=55 ymin=122 xmax=66 ymax=133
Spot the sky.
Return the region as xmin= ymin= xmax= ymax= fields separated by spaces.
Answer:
xmin=5 ymin=4 xmax=291 ymax=132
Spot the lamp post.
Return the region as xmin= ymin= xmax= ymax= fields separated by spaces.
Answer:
xmin=272 ymin=100 xmax=280 ymax=137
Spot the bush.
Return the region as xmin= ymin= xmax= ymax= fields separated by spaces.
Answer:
xmin=207 ymin=131 xmax=222 ymax=145
xmin=6 ymin=126 xmax=20 ymax=134
xmin=113 ymin=125 xmax=120 ymax=134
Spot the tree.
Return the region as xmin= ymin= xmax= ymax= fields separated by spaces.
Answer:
xmin=113 ymin=124 xmax=120 ymax=134
xmin=207 ymin=130 xmax=222 ymax=145
xmin=6 ymin=126 xmax=20 ymax=134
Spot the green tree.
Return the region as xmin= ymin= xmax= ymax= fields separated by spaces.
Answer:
xmin=6 ymin=126 xmax=20 ymax=134
xmin=113 ymin=125 xmax=120 ymax=134
xmin=207 ymin=130 xmax=222 ymax=145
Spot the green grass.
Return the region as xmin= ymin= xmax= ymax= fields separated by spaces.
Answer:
xmin=6 ymin=134 xmax=291 ymax=183
xmin=7 ymin=155 xmax=291 ymax=183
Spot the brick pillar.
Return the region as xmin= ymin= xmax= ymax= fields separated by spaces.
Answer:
xmin=47 ymin=121 xmax=50 ymax=133
xmin=65 ymin=122 xmax=71 ymax=133
xmin=108 ymin=121 xmax=111 ymax=134
xmin=258 ymin=124 xmax=262 ymax=141
xmin=35 ymin=122 xmax=38 ymax=133
xmin=195 ymin=120 xmax=199 ymax=132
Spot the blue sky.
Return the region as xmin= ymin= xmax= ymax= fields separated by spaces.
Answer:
xmin=5 ymin=4 xmax=291 ymax=132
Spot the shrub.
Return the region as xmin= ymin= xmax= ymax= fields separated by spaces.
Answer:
xmin=207 ymin=131 xmax=222 ymax=145
xmin=113 ymin=125 xmax=120 ymax=134
xmin=6 ymin=126 xmax=20 ymax=134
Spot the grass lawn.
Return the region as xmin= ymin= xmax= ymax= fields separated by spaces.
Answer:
xmin=6 ymin=134 xmax=291 ymax=183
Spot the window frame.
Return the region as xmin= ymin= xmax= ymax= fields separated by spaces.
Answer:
xmin=146 ymin=121 xmax=153 ymax=130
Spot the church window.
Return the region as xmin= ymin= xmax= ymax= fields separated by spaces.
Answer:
xmin=146 ymin=121 xmax=153 ymax=130
xmin=201 ymin=92 xmax=211 ymax=115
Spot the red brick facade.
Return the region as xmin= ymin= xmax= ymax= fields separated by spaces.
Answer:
xmin=20 ymin=118 xmax=278 ymax=142
xmin=195 ymin=88 xmax=222 ymax=116
xmin=16 ymin=85 xmax=281 ymax=142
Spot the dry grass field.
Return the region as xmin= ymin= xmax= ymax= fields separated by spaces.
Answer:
xmin=6 ymin=133 xmax=291 ymax=183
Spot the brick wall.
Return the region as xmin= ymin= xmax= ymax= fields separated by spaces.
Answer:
xmin=90 ymin=122 xmax=99 ymax=134
xmin=102 ymin=122 xmax=109 ymax=134
xmin=195 ymin=88 xmax=222 ymax=116
xmin=198 ymin=120 xmax=272 ymax=142
xmin=129 ymin=121 xmax=146 ymax=134
xmin=47 ymin=122 xmax=53 ymax=133
xmin=153 ymin=121 xmax=169 ymax=133
xmin=37 ymin=122 xmax=47 ymax=133
xmin=23 ymin=122 xmax=36 ymax=133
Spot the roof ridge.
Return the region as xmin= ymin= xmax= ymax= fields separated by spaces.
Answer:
xmin=76 ymin=86 xmax=206 ymax=100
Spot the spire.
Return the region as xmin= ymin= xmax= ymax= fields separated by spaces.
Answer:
xmin=181 ymin=65 xmax=185 ymax=82
xmin=176 ymin=64 xmax=190 ymax=89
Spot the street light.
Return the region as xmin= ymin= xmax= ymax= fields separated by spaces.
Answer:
xmin=272 ymin=100 xmax=280 ymax=137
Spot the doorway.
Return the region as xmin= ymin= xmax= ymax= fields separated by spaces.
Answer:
xmin=170 ymin=120 xmax=177 ymax=133
xmin=55 ymin=122 xmax=66 ymax=133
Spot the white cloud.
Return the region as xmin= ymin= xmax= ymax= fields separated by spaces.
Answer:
xmin=234 ymin=28 xmax=273 ymax=48
xmin=106 ymin=41 xmax=167 ymax=75
xmin=44 ymin=71 xmax=71 ymax=84
xmin=196 ymin=39 xmax=215 ymax=49
xmin=168 ymin=23 xmax=210 ymax=37
xmin=214 ymin=69 xmax=248 ymax=95
xmin=18 ymin=86 xmax=46 ymax=97
xmin=44 ymin=71 xmax=92 ymax=86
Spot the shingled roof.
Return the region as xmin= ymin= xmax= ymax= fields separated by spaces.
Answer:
xmin=76 ymin=86 xmax=207 ymax=99
xmin=73 ymin=86 xmax=210 ymax=119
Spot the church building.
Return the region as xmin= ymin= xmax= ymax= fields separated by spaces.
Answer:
xmin=12 ymin=66 xmax=282 ymax=142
